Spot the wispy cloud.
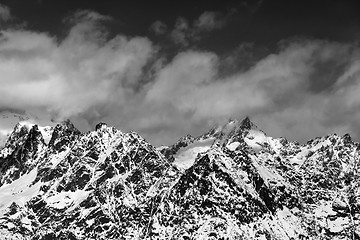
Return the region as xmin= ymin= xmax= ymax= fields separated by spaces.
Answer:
xmin=151 ymin=10 xmax=229 ymax=47
xmin=194 ymin=11 xmax=226 ymax=32
xmin=170 ymin=17 xmax=190 ymax=46
xmin=0 ymin=4 xmax=11 ymax=24
xmin=149 ymin=20 xmax=167 ymax=35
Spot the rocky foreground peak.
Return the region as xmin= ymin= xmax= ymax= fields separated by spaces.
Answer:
xmin=238 ymin=116 xmax=255 ymax=130
xmin=0 ymin=118 xmax=360 ymax=239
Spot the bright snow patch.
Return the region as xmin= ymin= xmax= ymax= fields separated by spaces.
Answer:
xmin=244 ymin=130 xmax=267 ymax=151
xmin=173 ymin=138 xmax=215 ymax=170
xmin=250 ymin=155 xmax=287 ymax=187
xmin=226 ymin=142 xmax=240 ymax=151
xmin=0 ymin=168 xmax=41 ymax=217
xmin=327 ymin=217 xmax=350 ymax=233
xmin=38 ymin=126 xmax=53 ymax=144
xmin=243 ymin=129 xmax=282 ymax=154
xmin=313 ymin=201 xmax=337 ymax=218
xmin=50 ymin=147 xmax=70 ymax=167
xmin=46 ymin=190 xmax=91 ymax=210
xmin=17 ymin=121 xmax=35 ymax=130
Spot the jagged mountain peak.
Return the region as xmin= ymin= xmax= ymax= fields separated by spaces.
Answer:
xmin=1 ymin=117 xmax=360 ymax=239
xmin=54 ymin=119 xmax=79 ymax=132
xmin=225 ymin=116 xmax=260 ymax=133
xmin=200 ymin=116 xmax=265 ymax=151
xmin=4 ymin=122 xmax=31 ymax=147
xmin=0 ymin=110 xmax=56 ymax=149
xmin=226 ymin=116 xmax=255 ymax=129
xmin=27 ymin=125 xmax=45 ymax=144
xmin=165 ymin=117 xmax=270 ymax=171
xmin=205 ymin=116 xmax=260 ymax=139
xmin=0 ymin=123 xmax=47 ymax=187
xmin=1 ymin=121 xmax=47 ymax=159
xmin=239 ymin=116 xmax=256 ymax=130
xmin=48 ymin=119 xmax=80 ymax=151
xmin=342 ymin=132 xmax=353 ymax=144
xmin=95 ymin=122 xmax=108 ymax=131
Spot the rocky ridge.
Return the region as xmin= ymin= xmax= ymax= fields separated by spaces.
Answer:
xmin=0 ymin=117 xmax=360 ymax=239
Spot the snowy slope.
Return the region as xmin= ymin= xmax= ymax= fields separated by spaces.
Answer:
xmin=0 ymin=117 xmax=360 ymax=239
xmin=173 ymin=138 xmax=215 ymax=170
xmin=0 ymin=168 xmax=41 ymax=217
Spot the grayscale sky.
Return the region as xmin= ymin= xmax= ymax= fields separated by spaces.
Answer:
xmin=1 ymin=0 xmax=360 ymax=145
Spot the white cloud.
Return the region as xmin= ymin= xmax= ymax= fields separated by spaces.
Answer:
xmin=141 ymin=40 xmax=360 ymax=144
xmin=0 ymin=10 xmax=154 ymax=119
xmin=1 ymin=9 xmax=360 ymax=146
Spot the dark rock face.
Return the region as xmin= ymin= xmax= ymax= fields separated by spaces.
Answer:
xmin=0 ymin=125 xmax=45 ymax=186
xmin=1 ymin=117 xmax=360 ymax=239
xmin=48 ymin=120 xmax=81 ymax=151
xmin=153 ymin=151 xmax=269 ymax=238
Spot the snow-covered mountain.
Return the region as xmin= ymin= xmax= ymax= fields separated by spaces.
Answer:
xmin=0 ymin=110 xmax=30 ymax=148
xmin=0 ymin=117 xmax=360 ymax=239
xmin=0 ymin=110 xmax=55 ymax=149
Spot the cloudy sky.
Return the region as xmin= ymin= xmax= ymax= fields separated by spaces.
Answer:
xmin=0 ymin=0 xmax=360 ymax=145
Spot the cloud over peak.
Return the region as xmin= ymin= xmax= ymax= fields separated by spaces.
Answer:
xmin=1 ymin=7 xmax=360 ymax=146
